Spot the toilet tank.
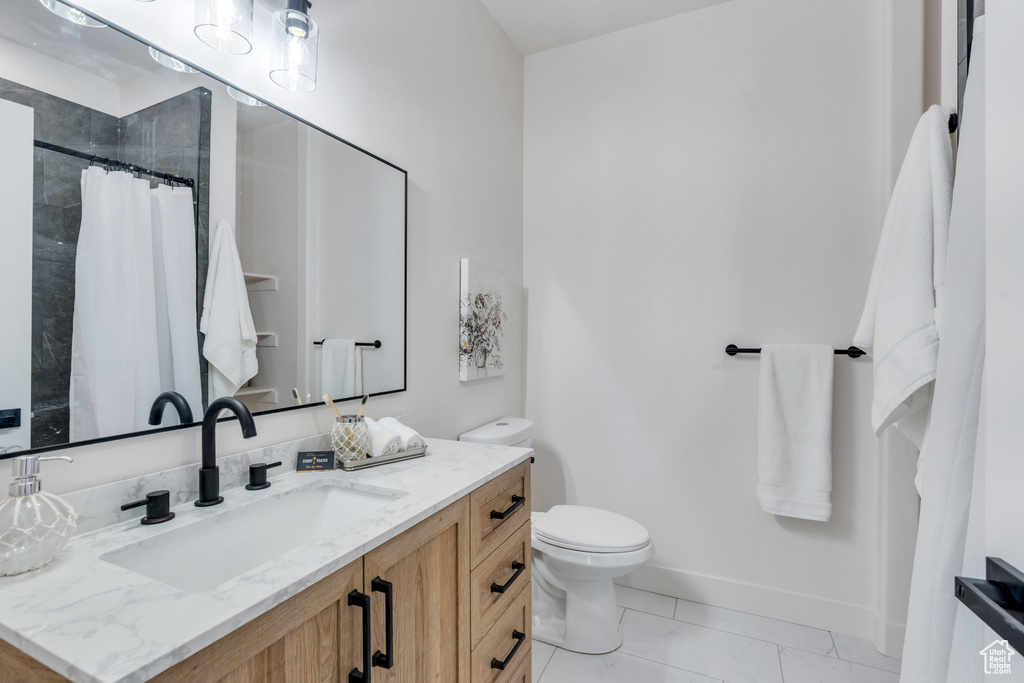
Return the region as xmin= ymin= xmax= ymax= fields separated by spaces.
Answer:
xmin=459 ymin=417 xmax=533 ymax=448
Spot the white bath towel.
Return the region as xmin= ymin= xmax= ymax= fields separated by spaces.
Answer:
xmin=853 ymin=105 xmax=954 ymax=442
xmin=757 ymin=345 xmax=834 ymax=522
xmin=200 ymin=220 xmax=258 ymax=400
xmin=364 ymin=417 xmax=401 ymax=457
xmin=379 ymin=417 xmax=426 ymax=451
xmin=320 ymin=339 xmax=363 ymax=399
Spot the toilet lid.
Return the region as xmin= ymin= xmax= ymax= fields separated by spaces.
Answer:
xmin=533 ymin=505 xmax=650 ymax=553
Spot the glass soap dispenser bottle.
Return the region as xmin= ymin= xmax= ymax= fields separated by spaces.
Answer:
xmin=0 ymin=454 xmax=78 ymax=576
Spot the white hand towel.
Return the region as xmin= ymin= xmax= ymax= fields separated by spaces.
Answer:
xmin=200 ymin=220 xmax=258 ymax=400
xmin=378 ymin=417 xmax=425 ymax=451
xmin=321 ymin=339 xmax=363 ymax=399
xmin=364 ymin=417 xmax=401 ymax=457
xmin=757 ymin=344 xmax=834 ymax=522
xmin=853 ymin=105 xmax=954 ymax=442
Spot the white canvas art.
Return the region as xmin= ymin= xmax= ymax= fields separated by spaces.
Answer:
xmin=460 ymin=258 xmax=508 ymax=381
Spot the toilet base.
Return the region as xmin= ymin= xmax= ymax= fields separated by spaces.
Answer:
xmin=532 ymin=565 xmax=623 ymax=654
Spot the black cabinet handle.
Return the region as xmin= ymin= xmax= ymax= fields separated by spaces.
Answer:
xmin=490 ymin=630 xmax=526 ymax=670
xmin=491 ymin=561 xmax=526 ymax=594
xmin=490 ymin=495 xmax=525 ymax=520
xmin=371 ymin=577 xmax=394 ymax=669
xmin=348 ymin=590 xmax=372 ymax=683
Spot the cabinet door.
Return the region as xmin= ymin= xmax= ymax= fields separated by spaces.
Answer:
xmin=363 ymin=498 xmax=471 ymax=683
xmin=152 ymin=558 xmax=364 ymax=683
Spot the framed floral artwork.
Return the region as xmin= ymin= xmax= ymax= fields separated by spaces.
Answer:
xmin=459 ymin=258 xmax=508 ymax=381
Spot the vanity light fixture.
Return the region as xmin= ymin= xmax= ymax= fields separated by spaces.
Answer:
xmin=269 ymin=0 xmax=319 ymax=92
xmin=194 ymin=0 xmax=253 ymax=55
xmin=226 ymin=85 xmax=267 ymax=107
xmin=38 ymin=0 xmax=106 ymax=28
xmin=148 ymin=47 xmax=199 ymax=74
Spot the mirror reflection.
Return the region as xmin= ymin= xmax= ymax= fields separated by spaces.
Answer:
xmin=0 ymin=2 xmax=406 ymax=453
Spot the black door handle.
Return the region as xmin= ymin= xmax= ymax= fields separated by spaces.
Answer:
xmin=491 ymin=561 xmax=526 ymax=594
xmin=371 ymin=577 xmax=394 ymax=669
xmin=490 ymin=629 xmax=526 ymax=670
xmin=490 ymin=495 xmax=525 ymax=520
xmin=348 ymin=590 xmax=372 ymax=683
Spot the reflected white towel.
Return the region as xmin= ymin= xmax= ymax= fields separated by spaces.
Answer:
xmin=364 ymin=417 xmax=401 ymax=457
xmin=321 ymin=339 xmax=363 ymax=399
xmin=379 ymin=417 xmax=425 ymax=451
xmin=200 ymin=220 xmax=258 ymax=400
xmin=853 ymin=105 xmax=954 ymax=442
xmin=757 ymin=345 xmax=834 ymax=522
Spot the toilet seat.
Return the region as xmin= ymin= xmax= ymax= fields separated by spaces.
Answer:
xmin=533 ymin=505 xmax=650 ymax=554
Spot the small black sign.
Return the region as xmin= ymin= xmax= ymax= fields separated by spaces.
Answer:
xmin=297 ymin=451 xmax=335 ymax=472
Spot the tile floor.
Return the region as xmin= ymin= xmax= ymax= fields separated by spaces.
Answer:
xmin=531 ymin=585 xmax=902 ymax=683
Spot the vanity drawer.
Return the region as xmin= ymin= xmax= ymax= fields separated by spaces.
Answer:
xmin=470 ymin=461 xmax=531 ymax=568
xmin=471 ymin=583 xmax=532 ymax=683
xmin=471 ymin=519 xmax=531 ymax=648
xmin=504 ymin=651 xmax=532 ymax=683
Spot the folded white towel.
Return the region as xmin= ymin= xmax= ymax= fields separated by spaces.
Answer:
xmin=853 ymin=105 xmax=954 ymax=442
xmin=379 ymin=417 xmax=426 ymax=451
xmin=757 ymin=344 xmax=834 ymax=522
xmin=321 ymin=339 xmax=363 ymax=399
xmin=200 ymin=220 xmax=258 ymax=401
xmin=364 ymin=417 xmax=401 ymax=457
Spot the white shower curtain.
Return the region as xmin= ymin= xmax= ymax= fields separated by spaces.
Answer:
xmin=71 ymin=169 xmax=202 ymax=440
xmin=71 ymin=168 xmax=161 ymax=440
xmin=152 ymin=184 xmax=203 ymax=421
xmin=899 ymin=17 xmax=987 ymax=683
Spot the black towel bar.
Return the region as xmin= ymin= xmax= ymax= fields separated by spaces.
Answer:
xmin=725 ymin=344 xmax=865 ymax=358
xmin=313 ymin=340 xmax=382 ymax=348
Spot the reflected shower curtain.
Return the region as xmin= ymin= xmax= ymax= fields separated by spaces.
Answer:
xmin=70 ymin=170 xmax=202 ymax=440
xmin=152 ymin=184 xmax=203 ymax=422
xmin=70 ymin=168 xmax=161 ymax=441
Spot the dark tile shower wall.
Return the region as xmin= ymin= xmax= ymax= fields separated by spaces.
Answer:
xmin=0 ymin=79 xmax=211 ymax=448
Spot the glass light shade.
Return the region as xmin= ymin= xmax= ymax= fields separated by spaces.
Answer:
xmin=226 ymin=85 xmax=266 ymax=107
xmin=269 ymin=8 xmax=318 ymax=92
xmin=39 ymin=0 xmax=107 ymax=28
xmin=194 ymin=0 xmax=253 ymax=55
xmin=148 ymin=47 xmax=199 ymax=74
xmin=0 ymin=492 xmax=78 ymax=576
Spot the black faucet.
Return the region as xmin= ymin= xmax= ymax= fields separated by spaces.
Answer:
xmin=197 ymin=397 xmax=257 ymax=507
xmin=149 ymin=391 xmax=195 ymax=426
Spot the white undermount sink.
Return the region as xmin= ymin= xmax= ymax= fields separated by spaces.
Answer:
xmin=100 ymin=480 xmax=406 ymax=593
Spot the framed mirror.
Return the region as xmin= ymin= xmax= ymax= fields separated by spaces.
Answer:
xmin=0 ymin=1 xmax=407 ymax=458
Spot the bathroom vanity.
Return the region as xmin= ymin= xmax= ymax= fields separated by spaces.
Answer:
xmin=0 ymin=439 xmax=531 ymax=683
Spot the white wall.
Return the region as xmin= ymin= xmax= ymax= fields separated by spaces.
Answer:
xmin=0 ymin=99 xmax=34 ymax=450
xmin=523 ymin=0 xmax=919 ymax=648
xmin=0 ymin=0 xmax=524 ymax=495
xmin=985 ymin=0 xmax=1024 ymax=571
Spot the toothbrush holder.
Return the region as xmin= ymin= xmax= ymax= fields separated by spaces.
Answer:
xmin=331 ymin=416 xmax=369 ymax=464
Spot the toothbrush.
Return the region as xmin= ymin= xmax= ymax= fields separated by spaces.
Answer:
xmin=291 ymin=388 xmax=303 ymax=405
xmin=354 ymin=393 xmax=369 ymax=420
xmin=323 ymin=393 xmax=343 ymax=419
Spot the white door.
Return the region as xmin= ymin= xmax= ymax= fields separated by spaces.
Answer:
xmin=0 ymin=98 xmax=34 ymax=450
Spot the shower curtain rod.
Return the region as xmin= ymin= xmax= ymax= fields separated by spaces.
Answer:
xmin=33 ymin=140 xmax=195 ymax=188
xmin=726 ymin=344 xmax=866 ymax=358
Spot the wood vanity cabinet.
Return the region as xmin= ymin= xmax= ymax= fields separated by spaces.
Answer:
xmin=0 ymin=460 xmax=532 ymax=683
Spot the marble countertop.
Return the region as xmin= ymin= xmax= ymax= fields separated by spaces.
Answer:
xmin=0 ymin=437 xmax=532 ymax=683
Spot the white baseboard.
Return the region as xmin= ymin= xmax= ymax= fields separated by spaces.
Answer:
xmin=616 ymin=564 xmax=906 ymax=659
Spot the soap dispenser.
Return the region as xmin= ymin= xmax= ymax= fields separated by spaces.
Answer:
xmin=0 ymin=455 xmax=78 ymax=576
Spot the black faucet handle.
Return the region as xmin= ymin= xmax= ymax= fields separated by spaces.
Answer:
xmin=121 ymin=490 xmax=175 ymax=525
xmin=246 ymin=461 xmax=282 ymax=491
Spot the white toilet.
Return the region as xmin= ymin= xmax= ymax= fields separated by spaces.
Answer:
xmin=459 ymin=418 xmax=654 ymax=655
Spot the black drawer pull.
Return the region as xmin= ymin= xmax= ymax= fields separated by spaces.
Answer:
xmin=490 ymin=629 xmax=526 ymax=670
xmin=491 ymin=561 xmax=526 ymax=594
xmin=371 ymin=577 xmax=394 ymax=669
xmin=348 ymin=590 xmax=372 ymax=683
xmin=490 ymin=495 xmax=525 ymax=520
